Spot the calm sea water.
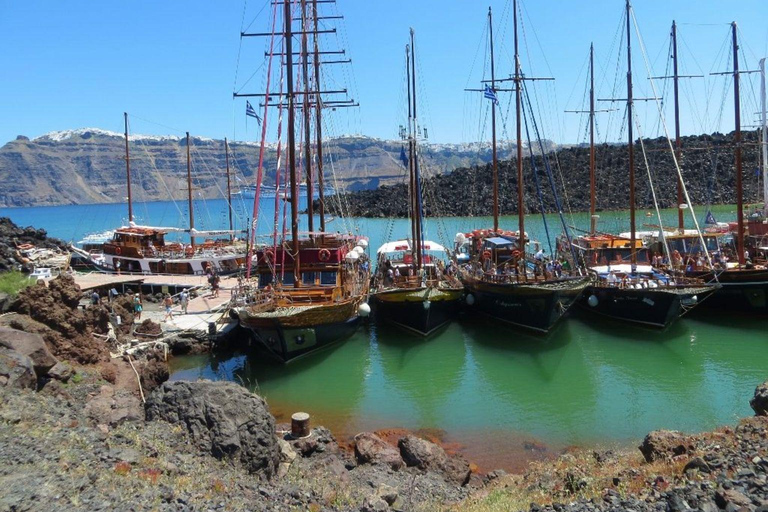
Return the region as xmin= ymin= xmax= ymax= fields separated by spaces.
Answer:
xmin=2 ymin=199 xmax=764 ymax=470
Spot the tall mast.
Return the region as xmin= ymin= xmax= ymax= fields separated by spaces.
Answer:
xmin=514 ymin=0 xmax=525 ymax=249
xmin=124 ymin=112 xmax=133 ymax=223
xmin=225 ymin=137 xmax=233 ymax=239
xmin=301 ymin=0 xmax=314 ymax=234
xmin=672 ymin=21 xmax=684 ymax=232
xmin=284 ymin=0 xmax=300 ymax=280
xmin=489 ymin=7 xmax=498 ymax=232
xmin=312 ymin=0 xmax=326 ymax=231
xmin=406 ymin=45 xmax=417 ymax=252
xmin=732 ymin=22 xmax=745 ymax=266
xmin=186 ymin=132 xmax=195 ymax=249
xmin=589 ymin=44 xmax=597 ymax=235
xmin=626 ymin=0 xmax=636 ymax=267
xmin=410 ymin=27 xmax=423 ymax=269
xmin=761 ymin=57 xmax=767 ymax=215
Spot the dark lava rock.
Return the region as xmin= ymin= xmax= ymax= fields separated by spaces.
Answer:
xmin=398 ymin=434 xmax=472 ymax=486
xmin=354 ymin=432 xmax=404 ymax=471
xmin=165 ymin=330 xmax=209 ymax=355
xmin=145 ymin=380 xmax=280 ymax=478
xmin=639 ymin=430 xmax=694 ymax=462
xmin=750 ymin=380 xmax=768 ymax=416
xmin=46 ymin=361 xmax=74 ymax=382
xmin=0 ymin=326 xmax=58 ymax=376
xmin=683 ymin=456 xmax=712 ymax=474
xmin=0 ymin=346 xmax=36 ymax=389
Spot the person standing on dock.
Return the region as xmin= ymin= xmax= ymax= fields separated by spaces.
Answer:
xmin=180 ymin=289 xmax=189 ymax=315
xmin=133 ymin=293 xmax=143 ymax=321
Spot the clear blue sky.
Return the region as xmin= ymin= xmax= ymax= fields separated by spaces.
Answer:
xmin=1 ymin=0 xmax=767 ymax=146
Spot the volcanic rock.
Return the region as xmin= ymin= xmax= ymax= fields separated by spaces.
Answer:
xmin=0 ymin=346 xmax=36 ymax=389
xmin=0 ymin=327 xmax=58 ymax=376
xmin=354 ymin=432 xmax=404 ymax=471
xmin=145 ymin=380 xmax=280 ymax=478
xmin=639 ymin=430 xmax=694 ymax=462
xmin=750 ymin=380 xmax=768 ymax=416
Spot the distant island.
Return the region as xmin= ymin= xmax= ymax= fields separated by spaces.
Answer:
xmin=0 ymin=129 xmax=497 ymax=208
xmin=0 ymin=129 xmax=762 ymax=215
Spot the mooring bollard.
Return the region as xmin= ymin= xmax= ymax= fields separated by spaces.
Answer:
xmin=291 ymin=412 xmax=311 ymax=438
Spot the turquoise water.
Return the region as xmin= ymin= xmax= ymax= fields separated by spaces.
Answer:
xmin=2 ymin=200 xmax=765 ymax=470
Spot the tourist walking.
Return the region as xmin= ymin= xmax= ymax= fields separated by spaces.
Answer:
xmin=180 ymin=289 xmax=189 ymax=315
xmin=163 ymin=294 xmax=174 ymax=322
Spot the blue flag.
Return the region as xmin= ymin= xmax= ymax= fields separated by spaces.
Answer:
xmin=705 ymin=210 xmax=717 ymax=225
xmin=399 ymin=146 xmax=408 ymax=167
xmin=484 ymin=84 xmax=499 ymax=105
xmin=246 ymin=101 xmax=262 ymax=124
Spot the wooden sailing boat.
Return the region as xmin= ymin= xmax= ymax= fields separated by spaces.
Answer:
xmin=683 ymin=22 xmax=768 ymax=313
xmin=74 ymin=113 xmax=248 ymax=275
xmin=569 ymin=4 xmax=719 ymax=328
xmin=457 ymin=4 xmax=590 ymax=334
xmin=371 ymin=29 xmax=464 ymax=337
xmin=232 ymin=0 xmax=371 ymax=362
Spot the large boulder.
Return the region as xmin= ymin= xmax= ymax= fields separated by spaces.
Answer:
xmin=0 ymin=327 xmax=58 ymax=376
xmin=639 ymin=430 xmax=694 ymax=462
xmin=145 ymin=381 xmax=280 ymax=478
xmin=354 ymin=432 xmax=404 ymax=471
xmin=398 ymin=435 xmax=471 ymax=486
xmin=750 ymin=380 xmax=768 ymax=416
xmin=0 ymin=346 xmax=36 ymax=389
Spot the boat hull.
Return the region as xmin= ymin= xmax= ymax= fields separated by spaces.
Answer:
xmin=687 ymin=268 xmax=768 ymax=313
xmin=463 ymin=276 xmax=590 ymax=333
xmin=235 ymin=298 xmax=364 ymax=363
xmin=578 ymin=284 xmax=717 ymax=328
xmin=373 ymin=287 xmax=463 ymax=336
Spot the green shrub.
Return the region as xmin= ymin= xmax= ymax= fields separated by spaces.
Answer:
xmin=0 ymin=271 xmax=33 ymax=296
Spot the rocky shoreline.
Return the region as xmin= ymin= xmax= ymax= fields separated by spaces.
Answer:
xmin=0 ymin=271 xmax=766 ymax=511
xmin=322 ymin=131 xmax=763 ymax=218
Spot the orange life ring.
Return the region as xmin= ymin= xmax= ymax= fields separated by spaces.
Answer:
xmin=18 ymin=244 xmax=33 ymax=250
xmin=511 ymin=249 xmax=521 ymax=259
xmin=482 ymin=250 xmax=492 ymax=260
xmin=318 ymin=248 xmax=331 ymax=262
xmin=114 ymin=247 xmax=122 ymax=256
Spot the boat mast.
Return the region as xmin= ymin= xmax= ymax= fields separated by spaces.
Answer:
xmin=225 ymin=137 xmax=233 ymax=239
xmin=672 ymin=21 xmax=685 ymax=232
xmin=406 ymin=44 xmax=417 ymax=254
xmin=410 ymin=27 xmax=423 ymax=269
xmin=124 ymin=112 xmax=133 ymax=224
xmin=761 ymin=57 xmax=767 ymax=215
xmin=489 ymin=7 xmax=498 ymax=233
xmin=301 ymin=0 xmax=314 ymax=234
xmin=313 ymin=0 xmax=326 ymax=231
xmin=186 ymin=132 xmax=195 ymax=250
xmin=731 ymin=22 xmax=745 ymax=266
xmin=284 ymin=0 xmax=300 ymax=282
xmin=513 ymin=0 xmax=525 ymax=248
xmin=626 ymin=0 xmax=637 ymax=268
xmin=589 ymin=44 xmax=597 ymax=235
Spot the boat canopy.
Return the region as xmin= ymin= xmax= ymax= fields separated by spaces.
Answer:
xmin=484 ymin=236 xmax=515 ymax=247
xmin=376 ymin=239 xmax=447 ymax=255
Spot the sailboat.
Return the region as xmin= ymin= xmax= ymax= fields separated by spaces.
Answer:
xmin=567 ymin=4 xmax=719 ymax=328
xmin=71 ymin=114 xmax=248 ymax=275
xmin=683 ymin=23 xmax=768 ymax=313
xmin=456 ymin=4 xmax=590 ymax=334
xmin=371 ymin=29 xmax=464 ymax=337
xmin=231 ymin=0 xmax=371 ymax=362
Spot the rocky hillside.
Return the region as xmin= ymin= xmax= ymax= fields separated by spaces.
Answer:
xmin=325 ymin=131 xmax=764 ymax=217
xmin=0 ymin=129 xmax=498 ymax=207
